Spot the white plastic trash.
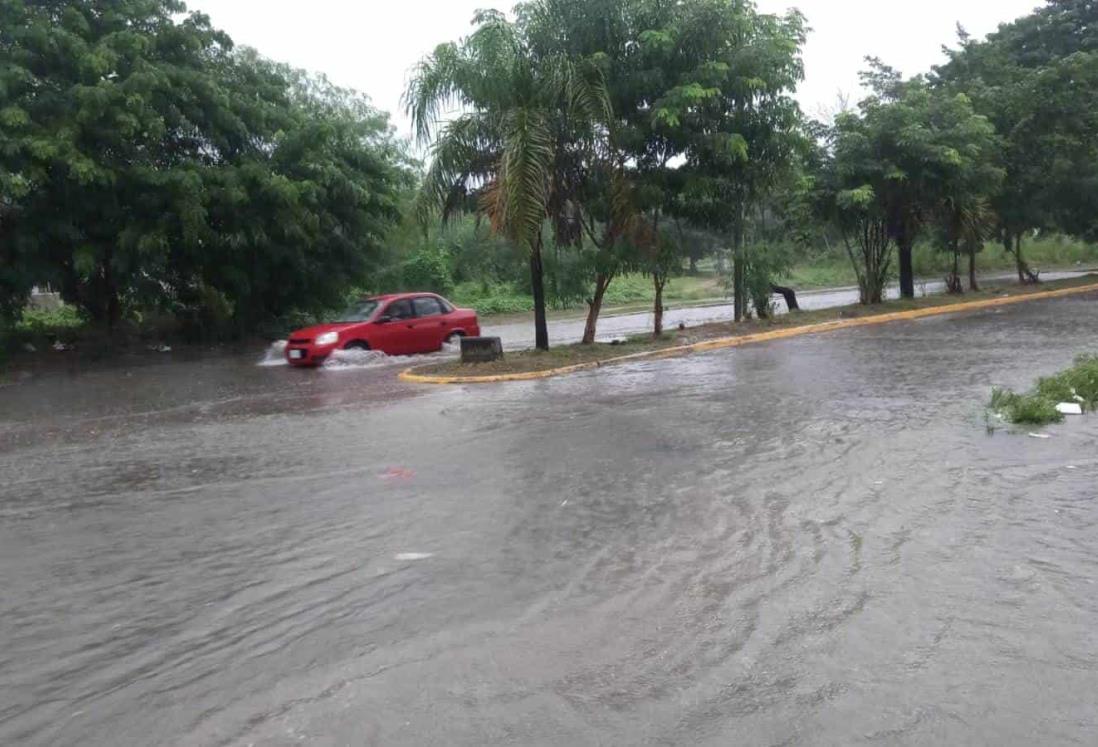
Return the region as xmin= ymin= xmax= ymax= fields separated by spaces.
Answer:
xmin=1056 ymin=402 xmax=1084 ymax=416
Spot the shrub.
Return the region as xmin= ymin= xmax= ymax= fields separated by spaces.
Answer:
xmin=401 ymin=246 xmax=454 ymax=295
xmin=15 ymin=305 xmax=86 ymax=334
xmin=989 ymin=354 xmax=1098 ymax=426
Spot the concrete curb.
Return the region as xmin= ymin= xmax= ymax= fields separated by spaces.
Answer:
xmin=399 ymin=282 xmax=1098 ymax=385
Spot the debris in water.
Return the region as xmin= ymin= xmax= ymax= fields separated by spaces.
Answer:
xmin=147 ymin=344 xmax=172 ymax=353
xmin=1028 ymin=433 xmax=1052 ymax=439
xmin=380 ymin=467 xmax=415 ymax=481
xmin=52 ymin=341 xmax=71 ymax=352
xmin=1056 ymin=402 xmax=1083 ymax=416
xmin=394 ymin=553 xmax=433 ymax=561
xmin=22 ymin=342 xmax=36 ymax=353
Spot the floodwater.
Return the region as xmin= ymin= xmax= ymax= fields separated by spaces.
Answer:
xmin=486 ymin=270 xmax=1090 ymax=350
xmin=2 ymin=292 xmax=1098 ymax=746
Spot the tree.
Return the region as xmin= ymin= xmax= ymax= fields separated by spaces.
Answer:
xmin=0 ymin=1 xmax=407 ymax=333
xmin=405 ymin=9 xmax=610 ymax=350
xmin=516 ymin=0 xmax=805 ymax=339
xmin=935 ymin=1 xmax=1098 ymax=282
xmin=653 ymin=2 xmax=807 ymax=321
xmin=824 ymin=71 xmax=1001 ymax=300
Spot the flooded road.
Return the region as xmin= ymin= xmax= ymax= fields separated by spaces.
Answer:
xmin=2 ymin=292 xmax=1098 ymax=745
xmin=486 ymin=270 xmax=1090 ymax=349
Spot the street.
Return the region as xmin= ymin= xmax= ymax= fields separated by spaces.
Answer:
xmin=2 ymin=292 xmax=1098 ymax=745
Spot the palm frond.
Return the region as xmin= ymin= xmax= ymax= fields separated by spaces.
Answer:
xmin=480 ymin=107 xmax=553 ymax=249
xmin=415 ymin=112 xmax=500 ymax=225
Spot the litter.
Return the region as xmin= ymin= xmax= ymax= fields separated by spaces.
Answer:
xmin=380 ymin=467 xmax=415 ymax=481
xmin=1056 ymin=402 xmax=1084 ymax=416
xmin=1028 ymin=433 xmax=1052 ymax=439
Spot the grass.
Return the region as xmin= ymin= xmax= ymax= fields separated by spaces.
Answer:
xmin=453 ymin=237 xmax=1098 ymax=318
xmin=989 ymin=354 xmax=1098 ymax=426
xmin=1 ymin=304 xmax=88 ymax=359
xmin=451 ymin=273 xmax=726 ymax=317
xmin=412 ymin=274 xmax=1098 ymax=378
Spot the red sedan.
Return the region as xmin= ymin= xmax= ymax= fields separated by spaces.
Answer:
xmin=285 ymin=293 xmax=480 ymax=366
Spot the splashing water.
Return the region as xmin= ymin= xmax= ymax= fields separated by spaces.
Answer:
xmin=322 ymin=348 xmax=393 ymax=370
xmin=257 ymin=339 xmax=461 ymax=370
xmin=257 ymin=340 xmax=288 ymax=367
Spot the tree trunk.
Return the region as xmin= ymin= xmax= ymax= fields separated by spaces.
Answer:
xmin=653 ymin=277 xmax=665 ymax=338
xmin=771 ymin=284 xmax=799 ymax=311
xmin=530 ymin=236 xmax=549 ymax=351
xmin=688 ymin=256 xmax=698 ymax=275
xmin=582 ymin=272 xmax=611 ymax=345
xmin=946 ymin=249 xmax=962 ymax=294
xmin=1004 ymin=232 xmax=1039 ymax=284
xmin=1015 ymin=234 xmax=1039 ymax=284
xmin=732 ymin=211 xmax=745 ymax=322
xmin=898 ymin=236 xmax=915 ymax=299
xmin=968 ymin=247 xmax=979 ymax=291
xmin=1014 ymin=233 xmax=1026 ymax=284
xmin=102 ymin=245 xmax=120 ymax=334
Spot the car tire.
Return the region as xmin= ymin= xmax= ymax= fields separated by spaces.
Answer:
xmin=344 ymin=340 xmax=370 ymax=351
xmin=444 ymin=332 xmax=463 ymax=350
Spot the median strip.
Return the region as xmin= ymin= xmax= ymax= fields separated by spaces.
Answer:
xmin=399 ymin=279 xmax=1098 ymax=385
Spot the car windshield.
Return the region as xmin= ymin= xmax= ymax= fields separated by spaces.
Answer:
xmin=335 ymin=299 xmax=380 ymax=322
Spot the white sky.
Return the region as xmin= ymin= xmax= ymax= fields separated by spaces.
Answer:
xmin=186 ymin=0 xmax=1041 ymax=136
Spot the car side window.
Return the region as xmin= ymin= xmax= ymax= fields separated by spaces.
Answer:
xmin=385 ymin=299 xmax=414 ymax=320
xmin=413 ymin=297 xmax=444 ymax=317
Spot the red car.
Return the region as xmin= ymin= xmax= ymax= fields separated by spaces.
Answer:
xmin=285 ymin=293 xmax=480 ymax=366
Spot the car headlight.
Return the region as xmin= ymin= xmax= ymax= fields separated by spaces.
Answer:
xmin=315 ymin=331 xmax=339 ymax=346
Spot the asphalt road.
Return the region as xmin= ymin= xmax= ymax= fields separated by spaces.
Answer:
xmin=2 ymin=290 xmax=1098 ymax=745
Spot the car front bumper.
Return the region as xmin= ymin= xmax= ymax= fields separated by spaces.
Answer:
xmin=285 ymin=343 xmax=337 ymax=367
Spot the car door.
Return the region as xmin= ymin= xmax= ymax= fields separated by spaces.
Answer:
xmin=410 ymin=296 xmax=447 ymax=352
xmin=373 ymin=299 xmax=416 ymax=355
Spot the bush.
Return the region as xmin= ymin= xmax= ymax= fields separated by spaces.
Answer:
xmin=450 ymin=282 xmax=533 ymax=315
xmin=989 ymin=388 xmax=1064 ymax=425
xmin=989 ymin=354 xmax=1098 ymax=426
xmin=1035 ymin=355 xmax=1098 ymax=409
xmin=401 ymin=246 xmax=454 ymax=295
xmin=15 ymin=305 xmax=86 ymax=335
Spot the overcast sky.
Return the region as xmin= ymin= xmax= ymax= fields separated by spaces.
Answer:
xmin=186 ymin=0 xmax=1040 ymax=137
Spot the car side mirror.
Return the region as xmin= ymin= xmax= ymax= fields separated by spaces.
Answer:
xmin=376 ymin=315 xmax=392 ymax=324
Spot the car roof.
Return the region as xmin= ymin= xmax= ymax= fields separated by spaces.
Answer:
xmin=367 ymin=292 xmax=442 ymax=302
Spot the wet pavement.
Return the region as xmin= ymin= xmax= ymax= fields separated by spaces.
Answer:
xmin=2 ymin=292 xmax=1098 ymax=746
xmin=486 ymin=270 xmax=1090 ymax=350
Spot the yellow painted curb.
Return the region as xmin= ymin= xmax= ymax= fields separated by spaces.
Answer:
xmin=399 ymin=281 xmax=1098 ymax=385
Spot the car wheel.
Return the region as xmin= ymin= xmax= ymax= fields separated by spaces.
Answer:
xmin=344 ymin=340 xmax=370 ymax=351
xmin=444 ymin=332 xmax=463 ymax=350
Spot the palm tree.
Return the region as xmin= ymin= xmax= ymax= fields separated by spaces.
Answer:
xmin=938 ymin=195 xmax=996 ymax=293
xmin=405 ymin=10 xmax=609 ymax=351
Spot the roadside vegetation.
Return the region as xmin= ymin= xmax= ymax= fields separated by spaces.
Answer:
xmin=3 ymin=0 xmax=1098 ymax=362
xmin=412 ymin=275 xmax=1098 ymax=378
xmin=990 ymin=354 xmax=1098 ymax=425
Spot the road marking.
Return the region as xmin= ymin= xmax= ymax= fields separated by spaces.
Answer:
xmin=399 ymin=281 xmax=1098 ymax=385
